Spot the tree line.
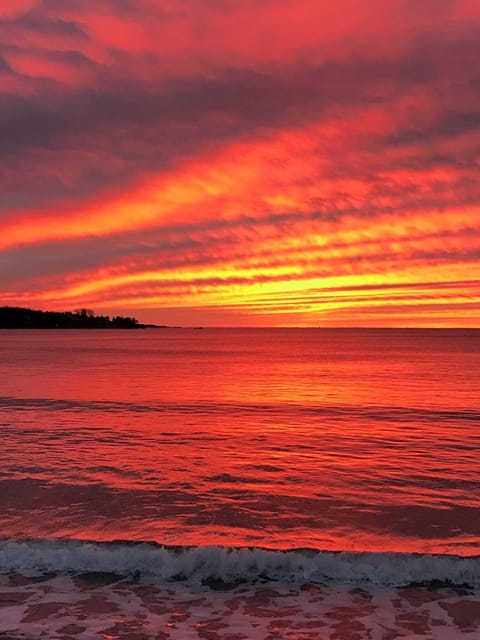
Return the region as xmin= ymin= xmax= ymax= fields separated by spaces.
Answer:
xmin=0 ymin=307 xmax=142 ymax=329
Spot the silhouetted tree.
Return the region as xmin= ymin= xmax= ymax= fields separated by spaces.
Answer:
xmin=0 ymin=307 xmax=143 ymax=329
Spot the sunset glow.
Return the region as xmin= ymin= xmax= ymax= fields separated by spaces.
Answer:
xmin=1 ymin=1 xmax=480 ymax=326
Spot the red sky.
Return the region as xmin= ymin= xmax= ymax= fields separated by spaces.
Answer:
xmin=1 ymin=0 xmax=480 ymax=326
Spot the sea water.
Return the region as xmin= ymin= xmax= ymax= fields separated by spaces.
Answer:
xmin=0 ymin=328 xmax=479 ymax=638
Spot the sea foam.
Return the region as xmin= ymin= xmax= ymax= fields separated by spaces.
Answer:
xmin=0 ymin=538 xmax=478 ymax=587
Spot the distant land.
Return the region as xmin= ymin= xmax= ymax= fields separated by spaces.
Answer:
xmin=0 ymin=306 xmax=167 ymax=329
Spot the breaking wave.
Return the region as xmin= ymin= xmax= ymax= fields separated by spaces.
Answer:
xmin=0 ymin=538 xmax=478 ymax=587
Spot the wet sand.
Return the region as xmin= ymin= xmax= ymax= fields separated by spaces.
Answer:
xmin=0 ymin=572 xmax=479 ymax=639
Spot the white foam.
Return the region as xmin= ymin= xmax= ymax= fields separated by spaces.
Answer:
xmin=0 ymin=538 xmax=478 ymax=587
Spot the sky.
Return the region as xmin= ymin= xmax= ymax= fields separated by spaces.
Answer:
xmin=1 ymin=0 xmax=480 ymax=327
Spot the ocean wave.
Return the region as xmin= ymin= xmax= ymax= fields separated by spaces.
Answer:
xmin=1 ymin=395 xmax=479 ymax=422
xmin=0 ymin=538 xmax=478 ymax=587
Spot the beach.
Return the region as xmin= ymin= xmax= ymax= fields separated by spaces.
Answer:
xmin=0 ymin=328 xmax=479 ymax=637
xmin=1 ymin=569 xmax=479 ymax=639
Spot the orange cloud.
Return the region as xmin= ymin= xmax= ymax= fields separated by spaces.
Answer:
xmin=1 ymin=1 xmax=480 ymax=326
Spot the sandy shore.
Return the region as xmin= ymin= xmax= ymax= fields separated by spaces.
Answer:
xmin=0 ymin=572 xmax=479 ymax=639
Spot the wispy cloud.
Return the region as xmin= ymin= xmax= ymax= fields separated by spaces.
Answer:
xmin=1 ymin=1 xmax=479 ymax=325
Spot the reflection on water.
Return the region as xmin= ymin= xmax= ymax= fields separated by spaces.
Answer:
xmin=0 ymin=328 xmax=479 ymax=554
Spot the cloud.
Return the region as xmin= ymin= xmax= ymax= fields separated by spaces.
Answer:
xmin=0 ymin=32 xmax=477 ymax=223
xmin=2 ymin=10 xmax=89 ymax=40
xmin=386 ymin=110 xmax=480 ymax=146
xmin=1 ymin=1 xmax=480 ymax=325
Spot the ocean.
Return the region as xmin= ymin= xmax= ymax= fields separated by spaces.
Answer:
xmin=0 ymin=328 xmax=479 ymax=638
